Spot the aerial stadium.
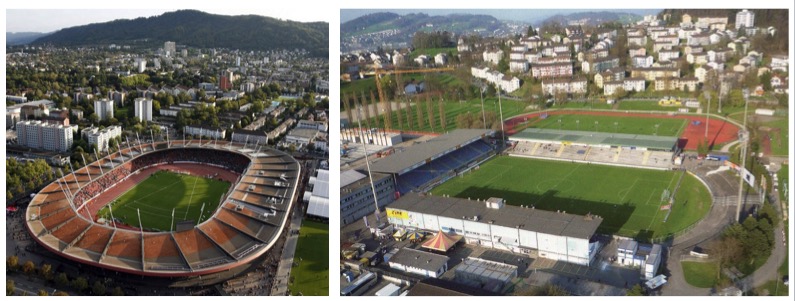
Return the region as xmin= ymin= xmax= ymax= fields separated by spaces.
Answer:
xmin=24 ymin=139 xmax=300 ymax=286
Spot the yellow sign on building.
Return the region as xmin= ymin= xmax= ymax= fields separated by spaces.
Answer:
xmin=386 ymin=209 xmax=408 ymax=220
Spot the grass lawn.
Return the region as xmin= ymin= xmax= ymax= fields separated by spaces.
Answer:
xmin=289 ymin=220 xmax=329 ymax=296
xmin=618 ymin=100 xmax=683 ymax=112
xmin=530 ymin=114 xmax=688 ymax=137
xmin=761 ymin=117 xmax=789 ymax=156
xmin=555 ymin=101 xmax=613 ymax=110
xmin=97 ymin=171 xmax=230 ymax=231
xmin=431 ymin=156 xmax=712 ymax=240
xmin=682 ymin=261 xmax=720 ymax=288
xmin=359 ymin=97 xmax=532 ymax=133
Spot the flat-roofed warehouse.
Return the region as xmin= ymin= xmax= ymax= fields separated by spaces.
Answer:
xmin=510 ymin=128 xmax=679 ymax=151
xmin=386 ymin=193 xmax=603 ymax=266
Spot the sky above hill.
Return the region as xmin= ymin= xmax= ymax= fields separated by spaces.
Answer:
xmin=7 ymin=9 xmax=331 ymax=33
xmin=341 ymin=9 xmax=662 ymax=24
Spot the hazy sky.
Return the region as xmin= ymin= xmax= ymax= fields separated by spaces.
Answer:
xmin=7 ymin=9 xmax=331 ymax=33
xmin=340 ymin=9 xmax=662 ymax=24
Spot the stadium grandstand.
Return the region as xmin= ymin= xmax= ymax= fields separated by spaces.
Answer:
xmin=368 ymin=129 xmax=496 ymax=195
xmin=508 ymin=128 xmax=680 ymax=169
xmin=25 ymin=139 xmax=301 ymax=284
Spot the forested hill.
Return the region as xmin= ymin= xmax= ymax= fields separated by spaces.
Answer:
xmin=31 ymin=10 xmax=329 ymax=57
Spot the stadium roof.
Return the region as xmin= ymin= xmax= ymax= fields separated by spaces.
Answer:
xmin=511 ymin=128 xmax=678 ymax=150
xmin=369 ymin=129 xmax=493 ymax=175
xmin=340 ymin=170 xmax=367 ymax=188
xmin=388 ymin=193 xmax=602 ymax=239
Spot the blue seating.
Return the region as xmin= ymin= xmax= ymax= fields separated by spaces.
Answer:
xmin=395 ymin=140 xmax=494 ymax=194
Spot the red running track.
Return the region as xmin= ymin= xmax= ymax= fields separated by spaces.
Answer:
xmin=504 ymin=110 xmax=740 ymax=151
xmin=79 ymin=163 xmax=240 ymax=227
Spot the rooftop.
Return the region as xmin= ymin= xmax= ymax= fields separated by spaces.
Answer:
xmin=389 ymin=247 xmax=449 ymax=272
xmin=388 ymin=193 xmax=602 ymax=239
xmin=368 ymin=129 xmax=492 ymax=175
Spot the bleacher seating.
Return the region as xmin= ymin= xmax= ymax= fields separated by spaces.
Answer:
xmin=395 ymin=140 xmax=494 ymax=194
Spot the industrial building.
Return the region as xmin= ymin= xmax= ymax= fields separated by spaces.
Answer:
xmin=340 ymin=170 xmax=395 ymax=225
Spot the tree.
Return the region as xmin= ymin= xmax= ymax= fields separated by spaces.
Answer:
xmin=40 ymin=263 xmax=53 ymax=281
xmin=37 ymin=289 xmax=48 ymax=296
xmin=92 ymin=280 xmax=106 ymax=296
xmin=112 ymin=286 xmax=125 ymax=296
xmin=6 ymin=280 xmax=14 ymax=296
xmin=6 ymin=256 xmax=18 ymax=272
xmin=22 ymin=261 xmax=35 ymax=279
xmin=627 ymin=284 xmax=646 ymax=296
xmin=71 ymin=277 xmax=88 ymax=292
xmin=55 ymin=272 xmax=69 ymax=287
xmin=527 ymin=25 xmax=536 ymax=36
xmin=89 ymin=113 xmax=99 ymax=124
xmin=54 ymin=291 xmax=69 ymax=296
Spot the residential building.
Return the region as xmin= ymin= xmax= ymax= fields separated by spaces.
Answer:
xmin=297 ymin=119 xmax=328 ymax=132
xmin=134 ymin=98 xmax=153 ymax=122
xmin=509 ymin=60 xmax=529 ymax=73
xmin=231 ymin=129 xmax=269 ymax=145
xmin=82 ymin=126 xmax=122 ymax=152
xmin=604 ymin=78 xmax=646 ymax=96
xmin=93 ymin=99 xmax=114 ymax=121
xmin=594 ymin=68 xmax=625 ymax=88
xmin=531 ymin=62 xmax=573 ymax=78
xmin=164 ymin=41 xmax=176 ymax=57
xmin=434 ymin=53 xmax=448 ymax=66
xmin=654 ymin=77 xmax=699 ymax=92
xmin=631 ymin=67 xmax=680 ymax=81
xmin=184 ymin=125 xmax=225 ymax=139
xmin=735 ymin=10 xmax=755 ymax=29
xmin=658 ymin=49 xmax=680 ymax=62
xmin=483 ymin=49 xmax=504 ymax=65
xmin=16 ymin=120 xmax=78 ymax=152
xmin=542 ymin=78 xmax=587 ymax=95
xmin=771 ymin=55 xmax=788 ymax=72
xmin=284 ymin=128 xmax=319 ymax=148
xmin=582 ymin=56 xmax=619 ymax=74
xmin=632 ymin=55 xmax=654 ymax=68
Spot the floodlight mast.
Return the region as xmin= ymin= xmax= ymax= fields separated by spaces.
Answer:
xmin=355 ymin=106 xmax=382 ymax=223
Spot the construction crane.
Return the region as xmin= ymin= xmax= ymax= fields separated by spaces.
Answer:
xmin=373 ymin=66 xmax=455 ymax=131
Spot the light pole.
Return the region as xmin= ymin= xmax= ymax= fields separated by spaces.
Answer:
xmin=558 ymin=119 xmax=562 ymax=130
xmin=595 ymin=121 xmax=599 ymax=132
xmin=614 ymin=122 xmax=618 ymax=133
xmin=576 ymin=119 xmax=580 ymax=131
xmin=498 ymin=89 xmax=505 ymax=148
xmin=655 ymin=124 xmax=660 ymax=136
xmin=736 ymin=88 xmax=750 ymax=222
xmin=704 ymin=91 xmax=711 ymax=138
xmin=355 ymin=106 xmax=382 ymax=223
xmin=480 ymin=84 xmax=486 ymax=128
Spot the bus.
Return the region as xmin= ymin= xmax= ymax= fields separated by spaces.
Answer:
xmin=340 ymin=272 xmax=377 ymax=296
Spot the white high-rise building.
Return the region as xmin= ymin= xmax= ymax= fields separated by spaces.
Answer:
xmin=16 ymin=120 xmax=77 ymax=152
xmin=94 ymin=99 xmax=114 ymax=121
xmin=134 ymin=98 xmax=153 ymax=122
xmin=82 ymin=126 xmax=122 ymax=152
xmin=137 ymin=59 xmax=147 ymax=73
xmin=164 ymin=41 xmax=176 ymax=57
xmin=736 ymin=10 xmax=755 ymax=29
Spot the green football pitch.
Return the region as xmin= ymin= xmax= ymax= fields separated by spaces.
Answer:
xmin=529 ymin=114 xmax=688 ymax=137
xmin=431 ymin=156 xmax=711 ymax=240
xmin=97 ymin=171 xmax=231 ymax=231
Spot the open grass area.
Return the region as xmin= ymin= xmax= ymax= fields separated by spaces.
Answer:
xmin=618 ymin=100 xmax=683 ymax=112
xmin=97 ymin=171 xmax=230 ymax=231
xmin=529 ymin=113 xmax=688 ymax=137
xmin=359 ymin=97 xmax=532 ymax=133
xmin=761 ymin=117 xmax=789 ymax=156
xmin=430 ymin=156 xmax=712 ymax=240
xmin=289 ymin=220 xmax=329 ymax=296
xmin=682 ymin=261 xmax=720 ymax=288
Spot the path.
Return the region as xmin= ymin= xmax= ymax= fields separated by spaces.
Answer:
xmin=269 ymin=208 xmax=304 ymax=296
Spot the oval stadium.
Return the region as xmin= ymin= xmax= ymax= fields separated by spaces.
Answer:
xmin=24 ymin=140 xmax=300 ymax=285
